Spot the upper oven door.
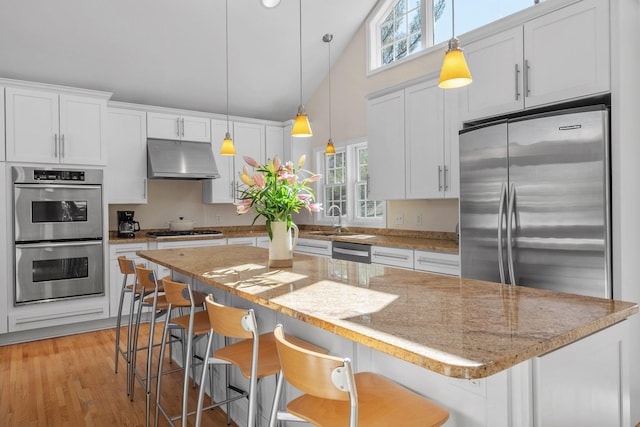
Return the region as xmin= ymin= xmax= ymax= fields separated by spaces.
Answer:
xmin=14 ymin=184 xmax=103 ymax=242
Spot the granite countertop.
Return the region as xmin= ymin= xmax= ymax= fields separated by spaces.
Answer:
xmin=136 ymin=245 xmax=638 ymax=380
xmin=109 ymin=225 xmax=459 ymax=254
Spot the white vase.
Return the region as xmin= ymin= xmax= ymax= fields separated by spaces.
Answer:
xmin=268 ymin=221 xmax=299 ymax=268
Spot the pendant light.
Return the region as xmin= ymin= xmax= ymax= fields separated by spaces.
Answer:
xmin=323 ymin=33 xmax=335 ymax=154
xmin=438 ymin=0 xmax=472 ymax=89
xmin=291 ymin=0 xmax=312 ymax=137
xmin=261 ymin=0 xmax=280 ymax=8
xmin=220 ymin=0 xmax=236 ymax=155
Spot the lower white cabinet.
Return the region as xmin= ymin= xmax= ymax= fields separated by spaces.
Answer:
xmin=108 ymin=242 xmax=149 ymax=318
xmin=414 ymin=250 xmax=460 ymax=276
xmin=294 ymin=238 xmax=332 ymax=257
xmin=227 ymin=236 xmax=257 ymax=246
xmin=371 ymin=246 xmax=414 ymax=270
xmin=8 ymin=298 xmax=109 ymax=332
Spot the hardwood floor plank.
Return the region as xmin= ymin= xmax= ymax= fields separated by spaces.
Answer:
xmin=0 ymin=326 xmax=238 ymax=427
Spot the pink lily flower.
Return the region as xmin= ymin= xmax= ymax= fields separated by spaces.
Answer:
xmin=308 ymin=203 xmax=322 ymax=212
xmin=285 ymin=161 xmax=294 ymax=172
xmin=273 ymin=156 xmax=281 ymax=170
xmin=297 ymin=193 xmax=311 ymax=202
xmin=253 ymin=172 xmax=265 ymax=189
xmin=244 ymin=156 xmax=260 ymax=168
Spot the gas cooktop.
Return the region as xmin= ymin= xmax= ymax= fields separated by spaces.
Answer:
xmin=146 ymin=230 xmax=224 ymax=238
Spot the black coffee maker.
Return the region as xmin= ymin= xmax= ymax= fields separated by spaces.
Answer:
xmin=117 ymin=210 xmax=140 ymax=238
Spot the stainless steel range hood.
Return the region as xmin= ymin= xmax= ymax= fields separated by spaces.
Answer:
xmin=147 ymin=139 xmax=220 ymax=180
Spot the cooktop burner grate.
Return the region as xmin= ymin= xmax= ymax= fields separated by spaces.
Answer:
xmin=146 ymin=230 xmax=224 ymax=238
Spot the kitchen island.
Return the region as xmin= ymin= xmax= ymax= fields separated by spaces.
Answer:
xmin=138 ymin=245 xmax=637 ymax=427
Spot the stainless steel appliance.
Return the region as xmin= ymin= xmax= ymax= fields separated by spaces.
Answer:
xmin=459 ymin=105 xmax=610 ymax=298
xmin=146 ymin=230 xmax=223 ymax=238
xmin=117 ymin=210 xmax=140 ymax=238
xmin=147 ymin=139 xmax=220 ymax=180
xmin=13 ymin=166 xmax=104 ymax=304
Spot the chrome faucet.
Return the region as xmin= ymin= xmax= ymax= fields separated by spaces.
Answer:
xmin=327 ymin=204 xmax=343 ymax=233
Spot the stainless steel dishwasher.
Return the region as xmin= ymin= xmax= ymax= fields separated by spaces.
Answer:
xmin=331 ymin=240 xmax=371 ymax=264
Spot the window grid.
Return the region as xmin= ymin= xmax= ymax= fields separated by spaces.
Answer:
xmin=380 ymin=0 xmax=422 ymax=65
xmin=325 ymin=152 xmax=347 ymax=218
xmin=355 ymin=147 xmax=384 ymax=219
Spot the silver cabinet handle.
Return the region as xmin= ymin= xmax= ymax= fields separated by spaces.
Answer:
xmin=438 ymin=166 xmax=443 ymax=191
xmin=299 ymin=242 xmax=330 ymax=250
xmin=61 ymin=134 xmax=65 ymax=158
xmin=514 ymin=64 xmax=520 ymax=100
xmin=54 ymin=134 xmax=58 ymax=157
xmin=524 ymin=59 xmax=530 ymax=97
xmin=443 ymin=165 xmax=449 ymax=191
xmin=180 ymin=117 xmax=185 ymax=137
xmin=333 ymin=247 xmax=370 ymax=258
xmin=176 ymin=117 xmax=181 ymax=137
xmin=497 ymin=183 xmax=507 ymax=284
xmin=373 ymin=251 xmax=409 ymax=260
xmin=506 ymin=183 xmax=517 ymax=285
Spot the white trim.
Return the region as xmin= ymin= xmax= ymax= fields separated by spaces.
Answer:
xmin=0 ymin=77 xmax=112 ymax=99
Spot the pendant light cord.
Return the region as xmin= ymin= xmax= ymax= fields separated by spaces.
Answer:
xmin=328 ymin=38 xmax=332 ymax=139
xmin=299 ymin=0 xmax=303 ymax=107
xmin=451 ymin=0 xmax=455 ymax=39
xmin=225 ymin=0 xmax=230 ymax=133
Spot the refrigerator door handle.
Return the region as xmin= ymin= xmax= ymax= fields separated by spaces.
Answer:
xmin=506 ymin=183 xmax=517 ymax=285
xmin=497 ymin=183 xmax=507 ymax=284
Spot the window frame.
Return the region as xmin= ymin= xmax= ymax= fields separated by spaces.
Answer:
xmin=314 ymin=138 xmax=386 ymax=228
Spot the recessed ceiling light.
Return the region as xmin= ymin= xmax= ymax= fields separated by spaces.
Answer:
xmin=262 ymin=0 xmax=281 ymax=8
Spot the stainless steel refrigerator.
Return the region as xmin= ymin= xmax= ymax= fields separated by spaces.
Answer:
xmin=459 ymin=105 xmax=611 ymax=298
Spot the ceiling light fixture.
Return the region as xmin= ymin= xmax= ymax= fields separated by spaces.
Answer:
xmin=323 ymin=33 xmax=335 ymax=155
xmin=291 ymin=0 xmax=312 ymax=137
xmin=438 ymin=0 xmax=472 ymax=89
xmin=261 ymin=0 xmax=281 ymax=8
xmin=220 ymin=0 xmax=236 ymax=155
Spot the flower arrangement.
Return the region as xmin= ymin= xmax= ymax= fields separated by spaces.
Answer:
xmin=235 ymin=155 xmax=322 ymax=239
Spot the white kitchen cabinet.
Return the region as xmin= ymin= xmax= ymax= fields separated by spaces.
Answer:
xmin=371 ymin=246 xmax=414 ymax=270
xmin=265 ymin=125 xmax=284 ymax=162
xmin=202 ymin=119 xmax=235 ymax=204
xmin=6 ymin=87 xmax=108 ymax=165
xmin=106 ymin=108 xmax=147 ymax=203
xmin=203 ymin=120 xmax=265 ymax=204
xmin=414 ymin=250 xmax=460 ymax=276
xmin=294 ymin=238 xmax=332 ymax=257
xmin=462 ymin=0 xmax=609 ymax=120
xmin=108 ymin=242 xmax=148 ymax=318
xmin=227 ymin=236 xmax=257 ymax=246
xmin=367 ymin=90 xmax=405 ymax=201
xmin=147 ymin=111 xmax=211 ymax=143
xmin=0 ymin=87 xmax=5 ymax=162
xmin=0 ymin=163 xmax=6 ymax=334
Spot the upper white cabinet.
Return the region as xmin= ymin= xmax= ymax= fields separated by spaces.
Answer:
xmin=265 ymin=125 xmax=284 ymax=161
xmin=106 ymin=107 xmax=147 ymax=203
xmin=203 ymin=120 xmax=265 ymax=204
xmin=147 ymin=111 xmax=211 ymax=143
xmin=0 ymin=87 xmax=5 ymax=162
xmin=462 ymin=0 xmax=610 ymax=120
xmin=369 ymin=79 xmax=460 ymax=201
xmin=367 ymin=90 xmax=405 ymax=201
xmin=6 ymin=87 xmax=108 ymax=165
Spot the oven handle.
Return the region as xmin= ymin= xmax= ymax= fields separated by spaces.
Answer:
xmin=15 ymin=240 xmax=102 ymax=249
xmin=14 ymin=184 xmax=102 ymax=190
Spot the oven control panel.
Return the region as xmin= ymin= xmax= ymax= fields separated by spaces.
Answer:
xmin=33 ymin=169 xmax=85 ymax=181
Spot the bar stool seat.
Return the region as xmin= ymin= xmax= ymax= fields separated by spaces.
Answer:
xmin=270 ymin=324 xmax=450 ymax=427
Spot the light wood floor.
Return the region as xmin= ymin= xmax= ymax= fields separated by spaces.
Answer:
xmin=0 ymin=324 xmax=237 ymax=427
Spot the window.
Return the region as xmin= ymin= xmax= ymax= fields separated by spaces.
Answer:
xmin=368 ymin=0 xmax=544 ymax=72
xmin=315 ymin=140 xmax=385 ymax=227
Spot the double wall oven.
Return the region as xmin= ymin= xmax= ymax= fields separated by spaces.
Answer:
xmin=13 ymin=166 xmax=104 ymax=305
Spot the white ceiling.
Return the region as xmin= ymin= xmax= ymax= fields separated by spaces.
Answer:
xmin=0 ymin=0 xmax=379 ymax=122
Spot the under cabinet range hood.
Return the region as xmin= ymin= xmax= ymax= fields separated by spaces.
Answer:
xmin=147 ymin=139 xmax=220 ymax=180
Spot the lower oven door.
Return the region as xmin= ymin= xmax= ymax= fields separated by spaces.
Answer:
xmin=15 ymin=240 xmax=104 ymax=304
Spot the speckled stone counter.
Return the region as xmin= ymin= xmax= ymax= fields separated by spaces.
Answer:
xmin=137 ymin=245 xmax=637 ymax=379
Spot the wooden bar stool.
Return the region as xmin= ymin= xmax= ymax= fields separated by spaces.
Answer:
xmin=194 ymin=296 xmax=327 ymax=427
xmin=269 ymin=324 xmax=450 ymax=427
xmin=155 ymin=277 xmax=210 ymax=427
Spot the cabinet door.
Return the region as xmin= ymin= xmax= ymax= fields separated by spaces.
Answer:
xmin=5 ymin=87 xmax=60 ymax=163
xmin=109 ymin=243 xmax=148 ymax=317
xmin=0 ymin=87 xmax=5 ymax=162
xmin=367 ymin=90 xmax=405 ymax=200
xmin=405 ymin=80 xmax=444 ymax=199
xmin=147 ymin=112 xmax=181 ymax=140
xmin=227 ymin=237 xmax=257 ymax=246
xmin=181 ymin=115 xmax=211 ymax=143
xmin=461 ymin=26 xmax=524 ymax=121
xmin=59 ymin=94 xmax=107 ymax=165
xmin=265 ymin=125 xmax=284 ymax=162
xmin=286 ymin=122 xmax=312 ymax=171
xmin=0 ymin=163 xmax=6 ymax=333
xmin=371 ymin=246 xmax=414 ymax=269
xmin=444 ymin=89 xmax=461 ymax=199
xmin=202 ymin=119 xmax=235 ymax=204
xmin=107 ymin=108 xmax=147 ymax=203
xmin=414 ymin=250 xmax=460 ymax=276
xmin=233 ymin=122 xmax=265 ymax=175
xmin=524 ymin=0 xmax=610 ymax=108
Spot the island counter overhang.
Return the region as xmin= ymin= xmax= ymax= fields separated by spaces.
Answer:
xmin=137 ymin=245 xmax=637 ymax=380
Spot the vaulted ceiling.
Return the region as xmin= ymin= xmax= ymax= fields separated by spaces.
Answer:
xmin=0 ymin=0 xmax=379 ymax=121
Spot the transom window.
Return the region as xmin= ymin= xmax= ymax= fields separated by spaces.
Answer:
xmin=368 ymin=0 xmax=544 ymax=72
xmin=315 ymin=140 xmax=385 ymax=227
